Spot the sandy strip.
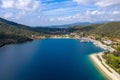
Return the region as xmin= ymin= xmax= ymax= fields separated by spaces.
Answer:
xmin=90 ymin=54 xmax=120 ymax=80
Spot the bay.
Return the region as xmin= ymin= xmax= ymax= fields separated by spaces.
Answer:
xmin=0 ymin=39 xmax=107 ymax=80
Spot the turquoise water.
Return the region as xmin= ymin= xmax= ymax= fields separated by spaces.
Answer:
xmin=0 ymin=39 xmax=107 ymax=80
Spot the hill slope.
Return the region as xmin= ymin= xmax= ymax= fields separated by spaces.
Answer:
xmin=0 ymin=18 xmax=40 ymax=38
xmin=0 ymin=17 xmax=120 ymax=47
xmin=0 ymin=18 xmax=40 ymax=47
xmin=73 ymin=22 xmax=120 ymax=38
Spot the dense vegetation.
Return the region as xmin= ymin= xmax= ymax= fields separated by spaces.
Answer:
xmin=0 ymin=18 xmax=40 ymax=47
xmin=103 ymin=49 xmax=120 ymax=74
xmin=0 ymin=18 xmax=41 ymax=38
xmin=0 ymin=17 xmax=120 ymax=46
xmin=32 ymin=27 xmax=70 ymax=35
xmin=2 ymin=17 xmax=120 ymax=39
xmin=72 ymin=22 xmax=120 ymax=38
xmin=0 ymin=18 xmax=74 ymax=47
xmin=102 ymin=43 xmax=120 ymax=74
xmin=0 ymin=33 xmax=32 ymax=47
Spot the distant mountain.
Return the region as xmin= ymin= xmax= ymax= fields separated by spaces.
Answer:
xmin=35 ymin=21 xmax=111 ymax=28
xmin=35 ymin=22 xmax=91 ymax=28
xmin=68 ymin=22 xmax=91 ymax=26
xmin=31 ymin=27 xmax=70 ymax=34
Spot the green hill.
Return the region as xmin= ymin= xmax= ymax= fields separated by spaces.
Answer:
xmin=92 ymin=22 xmax=120 ymax=38
xmin=0 ymin=18 xmax=71 ymax=47
xmin=0 ymin=17 xmax=120 ymax=47
xmin=0 ymin=18 xmax=40 ymax=47
xmin=73 ymin=22 xmax=120 ymax=38
xmin=0 ymin=18 xmax=40 ymax=38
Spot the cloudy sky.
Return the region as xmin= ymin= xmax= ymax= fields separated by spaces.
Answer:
xmin=0 ymin=0 xmax=120 ymax=26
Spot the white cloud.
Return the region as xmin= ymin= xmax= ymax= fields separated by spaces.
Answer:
xmin=49 ymin=14 xmax=89 ymax=22
xmin=0 ymin=0 xmax=120 ymax=26
xmin=73 ymin=0 xmax=97 ymax=5
xmin=49 ymin=4 xmax=120 ymax=24
xmin=1 ymin=0 xmax=40 ymax=11
xmin=0 ymin=0 xmax=40 ymax=20
xmin=73 ymin=0 xmax=94 ymax=5
xmin=73 ymin=0 xmax=120 ymax=7
xmin=1 ymin=0 xmax=14 ymax=8
xmin=3 ymin=12 xmax=13 ymax=18
xmin=72 ymin=0 xmax=120 ymax=22
xmin=31 ymin=1 xmax=40 ymax=11
xmin=95 ymin=0 xmax=120 ymax=7
xmin=15 ymin=0 xmax=40 ymax=11
xmin=87 ymin=6 xmax=120 ymax=15
xmin=113 ymin=11 xmax=120 ymax=15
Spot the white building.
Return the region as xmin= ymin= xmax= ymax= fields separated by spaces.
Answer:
xmin=103 ymin=40 xmax=112 ymax=45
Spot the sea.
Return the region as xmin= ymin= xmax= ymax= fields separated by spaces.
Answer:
xmin=0 ymin=38 xmax=107 ymax=80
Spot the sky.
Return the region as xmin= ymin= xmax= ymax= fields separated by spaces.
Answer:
xmin=0 ymin=0 xmax=120 ymax=26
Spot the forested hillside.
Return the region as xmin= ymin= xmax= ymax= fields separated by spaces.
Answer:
xmin=0 ymin=18 xmax=40 ymax=38
xmin=0 ymin=18 xmax=39 ymax=47
xmin=0 ymin=17 xmax=120 ymax=47
xmin=73 ymin=22 xmax=120 ymax=38
xmin=0 ymin=18 xmax=72 ymax=47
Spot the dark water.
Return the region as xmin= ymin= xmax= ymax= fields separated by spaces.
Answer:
xmin=0 ymin=39 xmax=107 ymax=80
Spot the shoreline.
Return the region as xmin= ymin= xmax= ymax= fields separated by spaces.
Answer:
xmin=0 ymin=37 xmax=74 ymax=48
xmin=89 ymin=54 xmax=112 ymax=80
xmin=0 ymin=37 xmax=119 ymax=79
xmin=88 ymin=38 xmax=120 ymax=80
xmin=89 ymin=53 xmax=120 ymax=80
xmin=80 ymin=38 xmax=115 ymax=52
xmin=0 ymin=39 xmax=33 ymax=48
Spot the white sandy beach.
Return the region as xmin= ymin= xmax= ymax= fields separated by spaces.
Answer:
xmin=80 ymin=38 xmax=120 ymax=80
xmin=90 ymin=53 xmax=120 ymax=80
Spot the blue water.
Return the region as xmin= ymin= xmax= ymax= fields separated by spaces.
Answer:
xmin=0 ymin=39 xmax=107 ymax=80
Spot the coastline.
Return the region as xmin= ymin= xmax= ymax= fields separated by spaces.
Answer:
xmin=90 ymin=53 xmax=120 ymax=80
xmin=89 ymin=54 xmax=111 ymax=80
xmin=0 ymin=39 xmax=33 ymax=48
xmin=0 ymin=37 xmax=119 ymax=80
xmin=80 ymin=38 xmax=115 ymax=52
xmin=41 ymin=37 xmax=120 ymax=80
xmin=87 ymin=38 xmax=120 ymax=80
